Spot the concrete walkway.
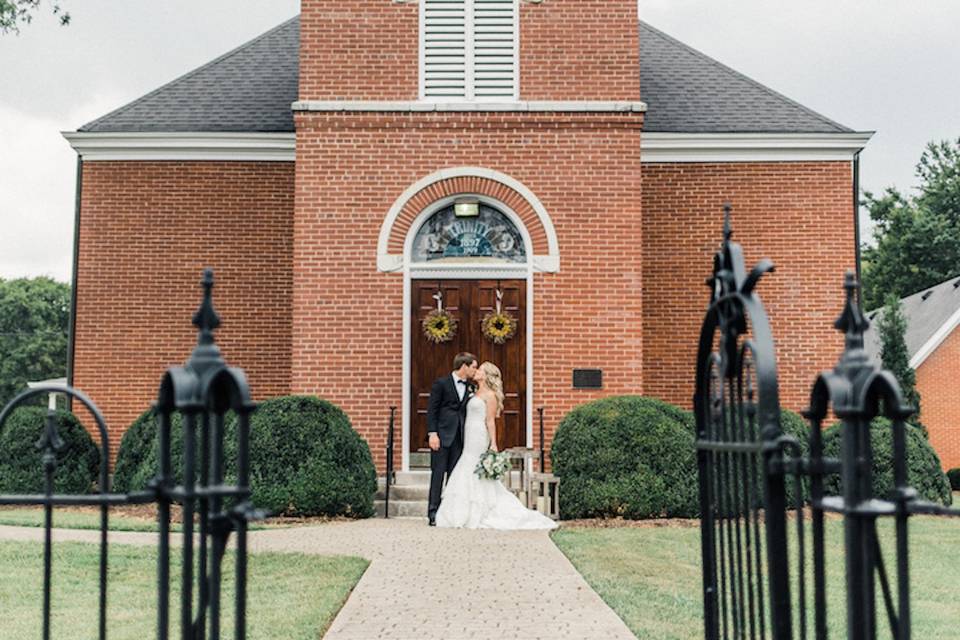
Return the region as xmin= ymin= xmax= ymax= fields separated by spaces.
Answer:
xmin=0 ymin=519 xmax=635 ymax=640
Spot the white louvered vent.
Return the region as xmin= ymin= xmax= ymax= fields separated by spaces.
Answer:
xmin=472 ymin=0 xmax=516 ymax=98
xmin=423 ymin=0 xmax=468 ymax=99
xmin=421 ymin=0 xmax=517 ymax=101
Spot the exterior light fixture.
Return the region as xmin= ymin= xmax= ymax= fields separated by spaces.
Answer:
xmin=454 ymin=199 xmax=480 ymax=217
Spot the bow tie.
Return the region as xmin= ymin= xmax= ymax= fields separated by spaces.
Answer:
xmin=456 ymin=379 xmax=467 ymax=385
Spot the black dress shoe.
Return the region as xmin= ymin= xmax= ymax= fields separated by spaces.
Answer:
xmin=428 ymin=517 xmax=436 ymax=527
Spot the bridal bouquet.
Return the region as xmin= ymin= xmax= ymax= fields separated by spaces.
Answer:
xmin=475 ymin=450 xmax=512 ymax=481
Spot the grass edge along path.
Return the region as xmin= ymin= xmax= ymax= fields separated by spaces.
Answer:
xmin=0 ymin=507 xmax=173 ymax=532
xmin=0 ymin=540 xmax=368 ymax=640
xmin=552 ymin=517 xmax=960 ymax=640
xmin=0 ymin=507 xmax=341 ymax=532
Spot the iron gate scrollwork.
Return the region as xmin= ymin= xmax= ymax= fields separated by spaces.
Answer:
xmin=695 ymin=205 xmax=789 ymax=639
xmin=0 ymin=269 xmax=262 ymax=640
xmin=696 ymin=205 xmax=960 ymax=640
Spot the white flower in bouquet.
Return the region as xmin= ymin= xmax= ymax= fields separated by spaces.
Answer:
xmin=475 ymin=449 xmax=510 ymax=480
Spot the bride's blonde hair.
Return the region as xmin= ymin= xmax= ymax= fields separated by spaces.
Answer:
xmin=480 ymin=361 xmax=504 ymax=417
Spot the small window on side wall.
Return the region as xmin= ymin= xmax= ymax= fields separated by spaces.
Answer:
xmin=420 ymin=0 xmax=518 ymax=101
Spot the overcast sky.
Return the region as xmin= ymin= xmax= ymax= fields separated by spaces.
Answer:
xmin=1 ymin=1 xmax=957 ymax=282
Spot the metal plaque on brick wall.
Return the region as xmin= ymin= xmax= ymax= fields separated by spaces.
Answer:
xmin=572 ymin=369 xmax=603 ymax=389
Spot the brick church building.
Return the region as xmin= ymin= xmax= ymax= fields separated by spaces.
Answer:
xmin=64 ymin=1 xmax=870 ymax=473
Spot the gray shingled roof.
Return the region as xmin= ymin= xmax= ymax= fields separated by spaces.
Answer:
xmin=79 ymin=16 xmax=853 ymax=134
xmin=80 ymin=17 xmax=299 ymax=133
xmin=864 ymin=276 xmax=960 ymax=363
xmin=638 ymin=22 xmax=851 ymax=133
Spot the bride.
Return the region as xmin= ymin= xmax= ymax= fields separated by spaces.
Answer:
xmin=435 ymin=361 xmax=557 ymax=530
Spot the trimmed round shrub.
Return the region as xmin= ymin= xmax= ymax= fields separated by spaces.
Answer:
xmin=779 ymin=410 xmax=810 ymax=453
xmin=551 ymin=396 xmax=698 ymax=520
xmin=779 ymin=409 xmax=812 ymax=505
xmin=822 ymin=418 xmax=951 ymax=506
xmin=947 ymin=468 xmax=960 ymax=492
xmin=113 ymin=409 xmax=188 ymax=494
xmin=225 ymin=396 xmax=376 ymax=517
xmin=112 ymin=395 xmax=377 ymax=518
xmin=113 ymin=408 xmax=160 ymax=493
xmin=0 ymin=407 xmax=99 ymax=493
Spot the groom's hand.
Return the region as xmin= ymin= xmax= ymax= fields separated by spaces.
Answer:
xmin=428 ymin=433 xmax=440 ymax=451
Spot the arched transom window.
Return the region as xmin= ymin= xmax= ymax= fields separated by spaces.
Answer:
xmin=412 ymin=203 xmax=526 ymax=263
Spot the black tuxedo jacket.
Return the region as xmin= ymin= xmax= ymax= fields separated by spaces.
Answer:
xmin=426 ymin=375 xmax=471 ymax=448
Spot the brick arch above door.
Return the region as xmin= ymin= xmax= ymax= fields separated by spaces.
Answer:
xmin=376 ymin=167 xmax=560 ymax=273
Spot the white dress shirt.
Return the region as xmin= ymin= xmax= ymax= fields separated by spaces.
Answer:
xmin=452 ymin=371 xmax=467 ymax=401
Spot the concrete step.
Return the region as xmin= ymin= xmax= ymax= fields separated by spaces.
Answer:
xmin=409 ymin=451 xmax=431 ymax=467
xmin=379 ymin=469 xmax=529 ymax=491
xmin=383 ymin=470 xmax=431 ymax=486
xmin=375 ymin=484 xmax=429 ymax=501
xmin=374 ymin=468 xmax=535 ymax=518
xmin=374 ymin=498 xmax=428 ymax=518
xmin=375 ymin=472 xmax=429 ymax=518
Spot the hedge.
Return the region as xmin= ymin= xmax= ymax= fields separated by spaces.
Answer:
xmin=226 ymin=396 xmax=376 ymax=517
xmin=551 ymin=396 xmax=699 ymax=520
xmin=112 ymin=408 xmax=174 ymax=493
xmin=822 ymin=418 xmax=952 ymax=505
xmin=112 ymin=396 xmax=377 ymax=517
xmin=549 ymin=398 xmax=952 ymax=520
xmin=778 ymin=409 xmax=812 ymax=505
xmin=0 ymin=407 xmax=99 ymax=493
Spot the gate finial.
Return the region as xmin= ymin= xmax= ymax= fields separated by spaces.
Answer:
xmin=187 ymin=268 xmax=226 ymax=377
xmin=833 ymin=270 xmax=871 ymax=371
xmin=192 ymin=268 xmax=221 ymax=347
xmin=723 ymin=202 xmax=733 ymax=242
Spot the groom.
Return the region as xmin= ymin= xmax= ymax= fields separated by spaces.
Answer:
xmin=425 ymin=352 xmax=478 ymax=526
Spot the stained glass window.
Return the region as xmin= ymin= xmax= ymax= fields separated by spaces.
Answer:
xmin=412 ymin=204 xmax=526 ymax=263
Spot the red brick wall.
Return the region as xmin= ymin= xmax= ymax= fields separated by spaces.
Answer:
xmin=298 ymin=0 xmax=640 ymax=101
xmin=520 ymin=0 xmax=640 ymax=100
xmin=292 ymin=110 xmax=644 ymax=470
xmin=74 ymin=162 xmax=294 ymax=462
xmin=298 ymin=1 xmax=419 ymax=101
xmin=916 ymin=329 xmax=960 ymax=470
xmin=642 ymin=162 xmax=855 ymax=413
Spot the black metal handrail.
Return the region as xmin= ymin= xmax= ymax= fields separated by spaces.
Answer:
xmin=384 ymin=406 xmax=396 ymax=519
xmin=537 ymin=406 xmax=546 ymax=472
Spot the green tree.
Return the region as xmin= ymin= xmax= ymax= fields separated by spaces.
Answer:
xmin=0 ymin=277 xmax=70 ymax=407
xmin=862 ymin=138 xmax=960 ymax=311
xmin=916 ymin=139 xmax=960 ymax=224
xmin=0 ymin=1 xmax=69 ymax=35
xmin=877 ymin=293 xmax=921 ymax=421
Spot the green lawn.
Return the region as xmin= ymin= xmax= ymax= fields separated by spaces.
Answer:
xmin=553 ymin=517 xmax=960 ymax=640
xmin=0 ymin=508 xmax=307 ymax=532
xmin=0 ymin=541 xmax=368 ymax=639
xmin=0 ymin=508 xmax=174 ymax=532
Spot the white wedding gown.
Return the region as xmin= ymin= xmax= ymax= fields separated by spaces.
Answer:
xmin=435 ymin=395 xmax=558 ymax=530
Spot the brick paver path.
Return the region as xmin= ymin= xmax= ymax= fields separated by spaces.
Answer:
xmin=0 ymin=519 xmax=634 ymax=639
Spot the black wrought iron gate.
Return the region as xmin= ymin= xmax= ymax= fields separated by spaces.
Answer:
xmin=0 ymin=270 xmax=261 ymax=640
xmin=696 ymin=206 xmax=960 ymax=640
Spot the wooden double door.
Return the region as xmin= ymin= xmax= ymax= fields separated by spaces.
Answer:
xmin=410 ymin=279 xmax=526 ymax=453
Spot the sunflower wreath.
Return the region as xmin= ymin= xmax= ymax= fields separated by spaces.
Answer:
xmin=481 ymin=309 xmax=517 ymax=344
xmin=422 ymin=308 xmax=458 ymax=344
